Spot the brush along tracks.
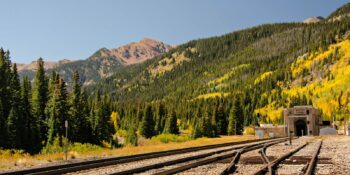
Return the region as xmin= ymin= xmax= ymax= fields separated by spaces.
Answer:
xmin=0 ymin=138 xmax=285 ymax=175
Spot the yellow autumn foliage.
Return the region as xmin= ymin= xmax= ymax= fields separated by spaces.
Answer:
xmin=196 ymin=92 xmax=230 ymax=99
xmin=254 ymin=71 xmax=273 ymax=85
xmin=284 ymin=40 xmax=350 ymax=120
xmin=254 ymin=102 xmax=283 ymax=123
xmin=258 ymin=40 xmax=350 ymax=123
xmin=208 ymin=64 xmax=250 ymax=86
xmin=110 ymin=111 xmax=120 ymax=132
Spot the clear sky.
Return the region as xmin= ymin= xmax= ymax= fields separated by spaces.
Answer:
xmin=0 ymin=0 xmax=348 ymax=63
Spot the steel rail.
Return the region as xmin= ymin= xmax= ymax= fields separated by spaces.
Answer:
xmin=305 ymin=140 xmax=322 ymax=175
xmin=153 ymin=139 xmax=289 ymax=175
xmin=219 ymin=139 xmax=289 ymax=175
xmin=253 ymin=143 xmax=308 ymax=175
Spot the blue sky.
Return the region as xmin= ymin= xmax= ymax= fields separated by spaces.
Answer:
xmin=0 ymin=0 xmax=348 ymax=63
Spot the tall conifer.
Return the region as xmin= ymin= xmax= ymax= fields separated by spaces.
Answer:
xmin=32 ymin=58 xmax=48 ymax=142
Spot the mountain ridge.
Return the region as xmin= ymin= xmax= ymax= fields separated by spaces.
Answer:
xmin=17 ymin=38 xmax=172 ymax=85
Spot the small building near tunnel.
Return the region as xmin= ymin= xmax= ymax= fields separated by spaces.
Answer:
xmin=283 ymin=106 xmax=321 ymax=136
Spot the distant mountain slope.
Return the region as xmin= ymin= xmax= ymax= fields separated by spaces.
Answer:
xmin=328 ymin=3 xmax=350 ymax=21
xmin=303 ymin=16 xmax=324 ymax=23
xmin=92 ymin=3 xmax=350 ymax=123
xmin=18 ymin=38 xmax=172 ymax=85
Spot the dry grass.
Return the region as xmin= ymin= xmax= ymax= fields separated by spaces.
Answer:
xmin=0 ymin=135 xmax=256 ymax=171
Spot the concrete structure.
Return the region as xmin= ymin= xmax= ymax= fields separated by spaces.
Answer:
xmin=255 ymin=125 xmax=285 ymax=138
xmin=283 ymin=106 xmax=321 ymax=136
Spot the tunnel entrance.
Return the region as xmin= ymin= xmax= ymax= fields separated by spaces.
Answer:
xmin=295 ymin=120 xmax=307 ymax=136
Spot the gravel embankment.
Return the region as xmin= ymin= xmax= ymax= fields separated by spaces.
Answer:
xmin=315 ymin=136 xmax=350 ymax=175
xmin=232 ymin=137 xmax=310 ymax=175
xmin=276 ymin=138 xmax=321 ymax=174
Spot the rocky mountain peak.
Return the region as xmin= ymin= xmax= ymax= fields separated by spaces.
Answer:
xmin=110 ymin=38 xmax=173 ymax=65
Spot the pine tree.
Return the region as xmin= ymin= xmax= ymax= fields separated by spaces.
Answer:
xmin=163 ymin=109 xmax=179 ymax=134
xmin=21 ymin=76 xmax=40 ymax=152
xmin=191 ymin=122 xmax=202 ymax=139
xmin=46 ymin=75 xmax=68 ymax=145
xmin=0 ymin=99 xmax=4 ymax=147
xmin=88 ymin=103 xmax=97 ymax=143
xmin=7 ymin=107 xmax=21 ymax=148
xmin=98 ymin=95 xmax=113 ymax=143
xmin=215 ymin=102 xmax=226 ymax=135
xmin=210 ymin=108 xmax=218 ymax=137
xmin=69 ymin=71 xmax=89 ymax=143
xmin=202 ymin=109 xmax=214 ymax=137
xmin=7 ymin=64 xmax=23 ymax=148
xmin=140 ymin=105 xmax=155 ymax=138
xmin=125 ymin=125 xmax=138 ymax=146
xmin=90 ymin=92 xmax=112 ymax=144
xmin=228 ymin=97 xmax=244 ymax=135
xmin=155 ymin=103 xmax=166 ymax=134
xmin=0 ymin=49 xmax=11 ymax=148
xmin=32 ymin=58 xmax=48 ymax=143
xmin=228 ymin=107 xmax=237 ymax=135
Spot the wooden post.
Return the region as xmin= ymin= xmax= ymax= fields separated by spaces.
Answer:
xmin=65 ymin=120 xmax=68 ymax=161
xmin=234 ymin=120 xmax=237 ymax=135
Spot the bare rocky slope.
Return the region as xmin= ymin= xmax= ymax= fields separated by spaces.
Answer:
xmin=18 ymin=38 xmax=172 ymax=85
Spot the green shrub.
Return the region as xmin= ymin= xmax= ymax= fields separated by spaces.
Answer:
xmin=41 ymin=136 xmax=103 ymax=154
xmin=116 ymin=129 xmax=127 ymax=137
xmin=151 ymin=134 xmax=191 ymax=143
xmin=125 ymin=128 xmax=138 ymax=146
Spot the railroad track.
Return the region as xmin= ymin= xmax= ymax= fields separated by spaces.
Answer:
xmin=129 ymin=138 xmax=289 ymax=175
xmin=0 ymin=137 xmax=286 ymax=175
xmin=253 ymin=140 xmax=323 ymax=175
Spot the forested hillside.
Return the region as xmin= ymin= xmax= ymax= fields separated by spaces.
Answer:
xmin=1 ymin=3 xmax=350 ymax=153
xmin=93 ymin=3 xmax=350 ymax=126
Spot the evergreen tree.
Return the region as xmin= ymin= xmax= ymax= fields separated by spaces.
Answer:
xmin=191 ymin=121 xmax=202 ymax=139
xmin=228 ymin=97 xmax=244 ymax=135
xmin=90 ymin=92 xmax=112 ymax=143
xmin=163 ymin=109 xmax=179 ymax=134
xmin=88 ymin=103 xmax=96 ymax=143
xmin=228 ymin=106 xmax=237 ymax=135
xmin=125 ymin=125 xmax=138 ymax=146
xmin=0 ymin=49 xmax=11 ymax=148
xmin=202 ymin=109 xmax=214 ymax=137
xmin=0 ymin=99 xmax=4 ymax=147
xmin=46 ymin=75 xmax=68 ymax=145
xmin=7 ymin=64 xmax=23 ymax=148
xmin=69 ymin=71 xmax=89 ymax=143
xmin=155 ymin=103 xmax=166 ymax=134
xmin=215 ymin=102 xmax=226 ymax=135
xmin=139 ymin=105 xmax=155 ymax=138
xmin=7 ymin=107 xmax=21 ymax=148
xmin=32 ymin=58 xmax=48 ymax=143
xmin=21 ymin=76 xmax=40 ymax=152
xmin=210 ymin=108 xmax=218 ymax=137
